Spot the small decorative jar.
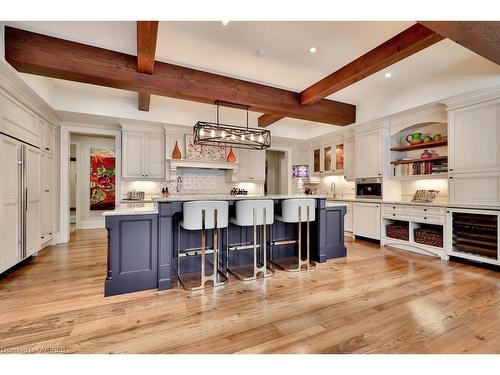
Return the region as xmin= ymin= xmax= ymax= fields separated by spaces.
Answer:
xmin=420 ymin=149 xmax=433 ymax=159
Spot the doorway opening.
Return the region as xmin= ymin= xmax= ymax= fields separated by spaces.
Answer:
xmin=265 ymin=150 xmax=287 ymax=195
xmin=68 ymin=132 xmax=117 ymax=233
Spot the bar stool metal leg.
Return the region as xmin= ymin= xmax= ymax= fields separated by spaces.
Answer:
xmin=228 ymin=207 xmax=274 ymax=281
xmin=178 ymin=209 xmax=228 ymax=290
xmin=272 ymin=205 xmax=316 ymax=272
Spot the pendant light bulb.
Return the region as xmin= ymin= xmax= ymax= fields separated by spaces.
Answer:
xmin=231 ymin=134 xmax=236 ymax=141
xmin=250 ymin=134 xmax=255 ymax=141
xmin=210 ymin=129 xmax=215 ymax=137
xmin=221 ymin=130 xmax=226 ymax=138
xmin=241 ymin=134 xmax=245 ymax=141
xmin=200 ymin=128 xmax=205 ymax=137
xmin=258 ymin=134 xmax=264 ymax=143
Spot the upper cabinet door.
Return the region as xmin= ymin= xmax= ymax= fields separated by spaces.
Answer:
xmin=43 ymin=123 xmax=55 ymax=155
xmin=311 ymin=148 xmax=320 ymax=175
xmin=344 ymin=139 xmax=355 ymax=180
xmin=449 ymin=101 xmax=500 ymax=174
xmin=355 ymin=129 xmax=382 ymax=178
xmin=334 ymin=143 xmax=344 ymax=173
xmin=145 ymin=134 xmax=165 ymax=179
xmin=324 ymin=146 xmax=332 ymax=173
xmin=122 ymin=132 xmax=144 ymax=179
xmin=238 ymin=149 xmax=265 ymax=181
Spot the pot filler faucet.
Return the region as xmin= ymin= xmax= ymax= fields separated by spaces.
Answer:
xmin=176 ymin=175 xmax=183 ymax=195
xmin=331 ymin=182 xmax=336 ymax=198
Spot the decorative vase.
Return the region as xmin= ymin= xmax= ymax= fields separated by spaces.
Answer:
xmin=227 ymin=146 xmax=236 ymax=162
xmin=420 ymin=149 xmax=433 ymax=159
xmin=172 ymin=141 xmax=182 ymax=160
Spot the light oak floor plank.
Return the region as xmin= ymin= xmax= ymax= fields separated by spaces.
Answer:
xmin=0 ymin=229 xmax=499 ymax=353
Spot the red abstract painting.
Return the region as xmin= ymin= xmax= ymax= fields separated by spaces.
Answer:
xmin=90 ymin=147 xmax=116 ymax=210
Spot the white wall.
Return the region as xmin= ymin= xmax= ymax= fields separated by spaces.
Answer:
xmin=70 ymin=133 xmax=115 ymax=229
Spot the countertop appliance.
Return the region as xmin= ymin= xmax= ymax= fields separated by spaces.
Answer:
xmin=355 ymin=177 xmax=382 ymax=199
xmin=0 ymin=133 xmax=41 ymax=273
xmin=126 ymin=190 xmax=145 ymax=200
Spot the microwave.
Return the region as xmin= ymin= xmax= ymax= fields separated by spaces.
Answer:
xmin=355 ymin=178 xmax=382 ymax=199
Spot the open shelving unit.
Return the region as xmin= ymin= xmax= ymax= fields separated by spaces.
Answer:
xmin=389 ymin=122 xmax=448 ymax=179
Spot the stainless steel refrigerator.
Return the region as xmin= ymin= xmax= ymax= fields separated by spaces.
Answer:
xmin=0 ymin=133 xmax=41 ymax=273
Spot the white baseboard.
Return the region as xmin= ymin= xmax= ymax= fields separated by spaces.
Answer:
xmin=78 ymin=219 xmax=105 ymax=229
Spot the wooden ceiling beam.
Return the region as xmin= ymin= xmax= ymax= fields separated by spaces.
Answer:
xmin=137 ymin=21 xmax=159 ymax=111
xmin=258 ymin=114 xmax=285 ymax=127
xmin=300 ymin=23 xmax=445 ymax=106
xmin=418 ymin=21 xmax=500 ymax=65
xmin=4 ymin=26 xmax=356 ymax=126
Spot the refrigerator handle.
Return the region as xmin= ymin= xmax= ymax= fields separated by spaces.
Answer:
xmin=21 ymin=145 xmax=27 ymax=259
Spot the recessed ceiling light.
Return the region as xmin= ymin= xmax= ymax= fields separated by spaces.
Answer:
xmin=309 ymin=47 xmax=317 ymax=53
xmin=256 ymin=48 xmax=265 ymax=57
xmin=384 ymin=72 xmax=392 ymax=78
xmin=221 ymin=21 xmax=230 ymax=26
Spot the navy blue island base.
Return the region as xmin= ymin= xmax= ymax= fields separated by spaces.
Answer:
xmin=104 ymin=197 xmax=346 ymax=297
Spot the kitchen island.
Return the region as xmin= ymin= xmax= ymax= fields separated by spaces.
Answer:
xmin=103 ymin=196 xmax=346 ymax=296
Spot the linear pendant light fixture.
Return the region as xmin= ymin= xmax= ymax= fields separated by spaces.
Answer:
xmin=193 ymin=101 xmax=271 ymax=150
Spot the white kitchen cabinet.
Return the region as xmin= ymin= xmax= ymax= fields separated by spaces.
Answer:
xmin=344 ymin=138 xmax=355 ymax=180
xmin=448 ymin=100 xmax=500 ymax=174
xmin=145 ymin=134 xmax=165 ymax=179
xmin=344 ymin=202 xmax=353 ymax=232
xmin=122 ymin=132 xmax=144 ymax=179
xmin=311 ymin=142 xmax=344 ymax=176
xmin=122 ymin=127 xmax=165 ymax=180
xmin=353 ymin=202 xmax=381 ymax=240
xmin=448 ymin=99 xmax=500 ymax=206
xmin=0 ymin=135 xmax=22 ymax=272
xmin=239 ymin=149 xmax=265 ymax=181
xmin=40 ymin=152 xmax=54 ymax=242
xmin=40 ymin=120 xmax=55 ymax=155
xmin=25 ymin=146 xmax=41 ymax=257
xmin=355 ymin=129 xmax=383 ymax=178
xmin=449 ymin=172 xmax=500 ymax=206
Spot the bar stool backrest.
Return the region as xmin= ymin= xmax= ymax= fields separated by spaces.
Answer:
xmin=281 ymin=199 xmax=316 ymax=223
xmin=182 ymin=201 xmax=229 ymax=230
xmin=234 ymin=199 xmax=274 ymax=226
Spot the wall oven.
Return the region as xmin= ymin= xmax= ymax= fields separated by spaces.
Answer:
xmin=355 ymin=177 xmax=382 ymax=199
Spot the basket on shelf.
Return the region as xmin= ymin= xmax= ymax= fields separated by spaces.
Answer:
xmin=386 ymin=224 xmax=409 ymax=241
xmin=414 ymin=228 xmax=443 ymax=248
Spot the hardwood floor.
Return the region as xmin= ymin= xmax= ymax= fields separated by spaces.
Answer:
xmin=1 ymin=229 xmax=499 ymax=354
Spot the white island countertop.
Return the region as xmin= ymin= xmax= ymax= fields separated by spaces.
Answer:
xmin=103 ymin=195 xmax=335 ymax=216
xmin=153 ymin=194 xmax=331 ymax=202
xmin=103 ymin=202 xmax=158 ymax=216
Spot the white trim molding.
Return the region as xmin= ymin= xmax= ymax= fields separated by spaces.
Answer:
xmin=59 ymin=122 xmax=122 ymax=243
xmin=0 ymin=58 xmax=59 ymax=125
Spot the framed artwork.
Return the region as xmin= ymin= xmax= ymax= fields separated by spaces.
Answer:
xmin=90 ymin=147 xmax=116 ymax=210
xmin=185 ymin=134 xmax=226 ymax=161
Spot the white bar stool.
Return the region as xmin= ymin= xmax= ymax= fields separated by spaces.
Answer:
xmin=227 ymin=199 xmax=275 ymax=280
xmin=272 ymin=198 xmax=316 ymax=272
xmin=177 ymin=201 xmax=229 ymax=290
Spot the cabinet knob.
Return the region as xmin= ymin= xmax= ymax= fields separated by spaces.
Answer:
xmin=424 ymin=217 xmax=427 ymax=220
xmin=449 ymin=176 xmax=453 ymax=179
xmin=392 ymin=214 xmax=395 ymax=217
xmin=449 ymin=168 xmax=453 ymax=172
xmin=424 ymin=208 xmax=427 ymax=212
xmin=44 ymin=189 xmax=50 ymax=193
